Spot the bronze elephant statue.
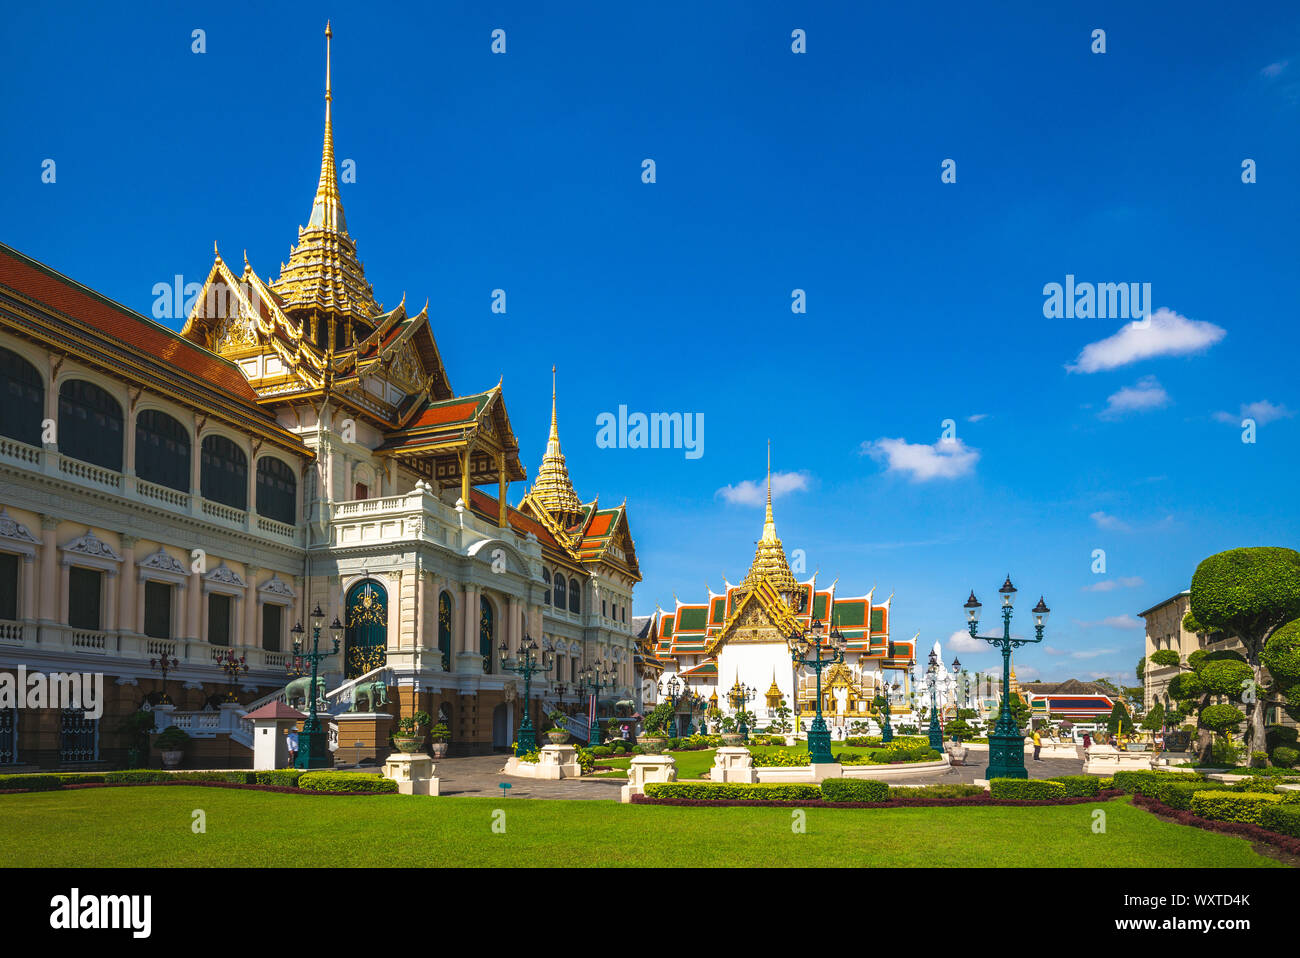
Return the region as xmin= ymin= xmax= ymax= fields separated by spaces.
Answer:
xmin=348 ymin=680 xmax=390 ymax=713
xmin=286 ymin=676 xmax=326 ymax=711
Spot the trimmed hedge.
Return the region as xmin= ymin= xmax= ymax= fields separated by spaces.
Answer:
xmin=1188 ymin=790 xmax=1283 ymax=824
xmin=0 ymin=774 xmax=63 ymax=791
xmin=643 ymin=782 xmax=821 ymax=802
xmin=1155 ymin=780 xmax=1231 ymax=811
xmin=1259 ymin=803 xmax=1300 ymax=839
xmin=821 ymin=779 xmax=889 ymax=803
xmin=1049 ymin=775 xmax=1101 ymax=797
xmin=989 ymin=779 xmax=1067 ymax=800
xmin=1111 ymin=770 xmax=1202 ymax=795
xmin=1272 ymin=746 xmax=1299 ymax=769
xmin=297 ymin=771 xmax=397 ymax=794
xmin=254 ymin=769 xmax=306 ymax=787
xmin=889 ymin=783 xmax=986 ymax=799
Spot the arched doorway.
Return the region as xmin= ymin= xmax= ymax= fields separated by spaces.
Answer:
xmin=345 ymin=579 xmax=387 ymax=679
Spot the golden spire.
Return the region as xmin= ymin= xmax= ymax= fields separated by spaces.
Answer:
xmin=741 ymin=441 xmax=800 ymax=595
xmin=270 ymin=23 xmax=381 ymax=325
xmin=529 ymin=365 xmax=582 ymax=516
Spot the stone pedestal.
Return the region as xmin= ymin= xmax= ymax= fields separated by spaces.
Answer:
xmin=536 ymin=744 xmax=581 ymax=779
xmin=382 ymin=752 xmax=439 ymax=796
xmin=945 ymin=741 xmax=968 ymax=766
xmin=1083 ymin=744 xmax=1155 ymax=775
xmin=621 ymin=754 xmax=678 ymax=803
xmin=712 ymin=746 xmax=756 ymax=783
xmin=334 ymin=712 xmax=395 ymax=766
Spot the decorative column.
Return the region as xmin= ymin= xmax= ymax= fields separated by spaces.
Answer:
xmin=497 ymin=450 xmax=508 ymax=527
xmin=460 ymin=445 xmax=472 ymax=509
xmin=244 ymin=565 xmax=260 ymax=648
xmin=188 ymin=565 xmax=203 ymax=645
xmin=119 ymin=535 xmax=137 ymax=634
xmin=507 ymin=596 xmax=520 ymax=654
xmin=104 ymin=568 xmax=119 ymax=634
xmin=415 ymin=565 xmax=428 ymax=651
xmin=22 ymin=554 xmax=35 ymax=621
xmin=39 ymin=515 xmax=58 ymax=622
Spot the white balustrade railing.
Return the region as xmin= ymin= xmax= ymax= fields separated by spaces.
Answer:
xmin=58 ymin=455 xmax=122 ymax=489
xmin=0 ymin=620 xmax=26 ymax=644
xmin=137 ymin=478 xmax=190 ymax=509
xmin=201 ymin=498 xmax=247 ymax=525
xmin=0 ymin=436 xmax=41 ymax=465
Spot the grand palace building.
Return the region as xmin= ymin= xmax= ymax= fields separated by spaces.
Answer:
xmin=648 ymin=458 xmax=915 ymax=731
xmin=0 ymin=27 xmax=643 ymax=769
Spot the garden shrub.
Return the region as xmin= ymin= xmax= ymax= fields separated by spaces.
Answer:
xmin=845 ymin=736 xmax=882 ymax=748
xmin=1188 ymin=791 xmax=1283 ymax=824
xmin=751 ymin=748 xmax=810 ymax=767
xmin=591 ymin=746 xmax=612 ymax=758
xmin=988 ymin=779 xmax=1067 ymax=800
xmin=168 ymin=771 xmax=256 ymax=784
xmin=254 ymin=769 xmax=306 ymax=787
xmin=0 ymin=773 xmax=63 ymax=791
xmin=1230 ymin=777 xmax=1282 ymax=793
xmin=1048 ymin=775 xmax=1101 ymax=797
xmin=821 ymin=779 xmax=889 ymax=803
xmin=889 ymin=783 xmax=987 ymax=799
xmin=1272 ymin=746 xmax=1299 ymax=769
xmin=1259 ymin=803 xmax=1300 ymax=839
xmin=868 ymin=741 xmax=942 ymax=764
xmin=297 ymin=771 xmax=397 ymax=794
xmin=54 ymin=772 xmax=107 ymax=785
xmin=105 ymin=770 xmax=174 ymax=783
xmin=643 ymin=782 xmax=821 ymax=801
xmin=1112 ymin=770 xmax=1200 ymax=795
xmin=1155 ymin=780 xmax=1231 ymax=810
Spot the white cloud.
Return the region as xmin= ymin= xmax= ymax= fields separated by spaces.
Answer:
xmin=716 ymin=470 xmax=810 ymax=506
xmin=1066 ymin=308 xmax=1226 ymax=374
xmin=1213 ymin=400 xmax=1294 ymax=426
xmin=1082 ymin=576 xmax=1144 ymax=593
xmin=862 ymin=436 xmax=979 ymax=482
xmin=1077 ymin=615 xmax=1142 ymax=630
xmin=966 ymin=413 xmax=989 ymax=423
xmin=946 ymin=629 xmax=987 ymax=653
xmin=1045 ymin=646 xmax=1115 ymax=659
xmin=1100 ymin=375 xmax=1169 ymax=419
xmin=1262 ymin=60 xmax=1290 ymax=78
xmin=1090 ymin=511 xmax=1131 ymax=533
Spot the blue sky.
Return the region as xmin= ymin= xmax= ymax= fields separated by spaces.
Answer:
xmin=2 ymin=1 xmax=1298 ymax=686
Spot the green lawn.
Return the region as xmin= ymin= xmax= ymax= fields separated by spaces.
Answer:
xmin=0 ymin=787 xmax=1284 ymax=867
xmin=596 ymin=743 xmax=884 ymax=779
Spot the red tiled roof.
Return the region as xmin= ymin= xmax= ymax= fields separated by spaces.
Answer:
xmin=407 ymin=398 xmax=482 ymax=430
xmin=467 ymin=488 xmax=564 ymax=552
xmin=0 ymin=244 xmax=261 ymax=403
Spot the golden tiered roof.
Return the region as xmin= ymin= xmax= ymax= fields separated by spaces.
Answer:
xmin=528 ymin=366 xmax=583 ymax=517
xmin=740 ymin=444 xmax=801 ymax=596
xmin=269 ymin=22 xmax=381 ymax=325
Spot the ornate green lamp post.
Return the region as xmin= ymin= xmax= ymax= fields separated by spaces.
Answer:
xmin=149 ymin=651 xmax=179 ymax=705
xmin=663 ymin=675 xmax=682 ymax=738
xmin=728 ymin=679 xmax=757 ymax=742
xmin=788 ymin=618 xmax=846 ymax=765
xmin=964 ymin=577 xmax=1049 ymax=780
xmin=579 ymin=659 xmax=615 ymax=746
xmin=499 ymin=633 xmax=553 ymax=756
xmin=292 ymin=605 xmax=342 ymax=770
xmin=879 ymin=680 xmax=896 ymax=743
xmin=924 ymin=650 xmax=944 ymax=750
xmin=216 ymin=649 xmax=249 ymax=702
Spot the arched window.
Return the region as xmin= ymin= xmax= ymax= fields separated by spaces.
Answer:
xmin=480 ymin=596 xmax=495 ymax=674
xmin=135 ymin=409 xmax=190 ymax=492
xmin=59 ymin=380 xmax=123 ymax=471
xmin=438 ymin=591 xmax=453 ymax=671
xmin=552 ymin=574 xmax=566 ymax=610
xmin=568 ymin=577 xmax=580 ymax=613
xmin=201 ymin=435 xmax=247 ymax=510
xmin=344 ymin=579 xmax=388 ymax=679
xmin=256 ymin=456 xmax=296 ymax=524
xmin=541 ymin=569 xmax=551 ymax=605
xmin=0 ymin=347 xmax=43 ymax=446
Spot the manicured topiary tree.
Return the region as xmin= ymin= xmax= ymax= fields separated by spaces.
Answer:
xmin=1188 ymin=547 xmax=1300 ymax=761
xmin=1140 ymin=701 xmax=1165 ymax=732
xmin=1105 ymin=700 xmax=1132 ymax=736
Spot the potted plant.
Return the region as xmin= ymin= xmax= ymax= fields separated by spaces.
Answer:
xmin=428 ymin=722 xmax=450 ymax=758
xmin=154 ymin=725 xmax=190 ymax=768
xmin=719 ymin=715 xmax=743 ymax=746
xmin=638 ymin=700 xmax=674 ymax=753
xmin=392 ymin=710 xmax=430 ymax=753
xmin=545 ymin=710 xmax=570 ymax=745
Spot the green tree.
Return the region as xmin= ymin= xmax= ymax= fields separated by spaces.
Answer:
xmin=987 ymin=694 xmax=1031 ymax=731
xmin=1188 ymin=547 xmax=1300 ymax=760
xmin=1140 ymin=701 xmax=1165 ymax=732
xmin=1106 ymin=700 xmax=1133 ymax=735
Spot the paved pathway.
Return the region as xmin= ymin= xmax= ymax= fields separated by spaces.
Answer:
xmin=353 ymin=750 xmax=1086 ymax=799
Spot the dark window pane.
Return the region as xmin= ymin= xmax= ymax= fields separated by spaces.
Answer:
xmin=255 ymin=456 xmax=296 ymax=524
xmin=0 ymin=553 xmax=17 ymax=620
xmin=68 ymin=567 xmax=102 ymax=630
xmin=262 ymin=603 xmax=282 ymax=652
xmin=0 ymin=347 xmax=43 ymax=446
xmin=569 ymin=578 xmax=580 ymax=613
xmin=143 ymin=580 xmax=172 ymax=639
xmin=59 ymin=380 xmax=123 ymax=471
xmin=208 ymin=594 xmax=231 ymax=645
xmin=135 ymin=410 xmax=191 ymax=492
xmin=201 ymin=435 xmax=247 ymax=510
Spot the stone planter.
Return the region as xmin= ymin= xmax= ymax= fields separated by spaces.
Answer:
xmin=721 ymin=733 xmax=744 ymax=747
xmin=639 ymin=736 xmax=668 ymax=753
xmin=429 ymin=742 xmax=449 ymax=759
xmin=160 ymin=749 xmax=184 ymax=769
xmin=546 ymin=730 xmax=569 ymax=745
xmin=392 ymin=736 xmax=422 ymax=753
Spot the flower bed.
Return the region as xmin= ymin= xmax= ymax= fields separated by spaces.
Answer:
xmin=636 ymin=779 xmax=1123 ymax=807
xmin=1133 ymin=792 xmax=1300 ymax=855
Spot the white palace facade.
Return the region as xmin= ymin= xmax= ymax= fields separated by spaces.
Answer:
xmin=0 ymin=29 xmax=642 ymax=769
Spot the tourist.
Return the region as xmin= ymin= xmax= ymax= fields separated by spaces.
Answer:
xmin=1082 ymin=731 xmax=1091 ymax=749
xmin=1031 ymin=728 xmax=1042 ymax=761
xmin=286 ymin=728 xmax=299 ymax=766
